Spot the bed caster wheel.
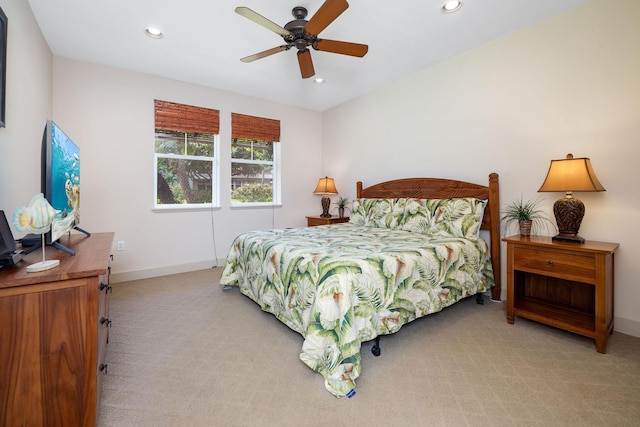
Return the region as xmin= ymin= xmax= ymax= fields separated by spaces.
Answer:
xmin=371 ymin=336 xmax=381 ymax=356
xmin=371 ymin=344 xmax=381 ymax=357
xmin=476 ymin=294 xmax=484 ymax=305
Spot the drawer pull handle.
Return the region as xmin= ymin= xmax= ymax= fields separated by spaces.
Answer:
xmin=100 ymin=317 xmax=112 ymax=328
xmin=547 ymin=260 xmax=554 ymax=267
xmin=99 ymin=363 xmax=108 ymax=374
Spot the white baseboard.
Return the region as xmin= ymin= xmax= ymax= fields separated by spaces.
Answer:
xmin=614 ymin=316 xmax=640 ymax=339
xmin=110 ymin=259 xmax=225 ymax=283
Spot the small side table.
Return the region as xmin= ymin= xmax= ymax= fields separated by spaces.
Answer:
xmin=503 ymin=235 xmax=618 ymax=353
xmin=306 ymin=216 xmax=350 ymax=227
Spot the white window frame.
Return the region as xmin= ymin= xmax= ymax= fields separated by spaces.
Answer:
xmin=230 ymin=138 xmax=281 ymax=207
xmin=154 ymin=132 xmax=220 ymax=210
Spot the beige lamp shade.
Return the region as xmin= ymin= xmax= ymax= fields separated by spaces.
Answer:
xmin=538 ymin=154 xmax=605 ymax=193
xmin=313 ymin=177 xmax=338 ymax=195
xmin=313 ymin=177 xmax=338 ymax=218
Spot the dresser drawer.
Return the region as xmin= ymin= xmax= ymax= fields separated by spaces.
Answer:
xmin=98 ymin=276 xmax=109 ymax=318
xmin=514 ymin=246 xmax=596 ymax=283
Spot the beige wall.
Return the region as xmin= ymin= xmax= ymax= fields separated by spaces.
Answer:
xmin=322 ymin=0 xmax=640 ymax=336
xmin=51 ymin=58 xmax=323 ymax=280
xmin=0 ymin=0 xmax=52 ymax=212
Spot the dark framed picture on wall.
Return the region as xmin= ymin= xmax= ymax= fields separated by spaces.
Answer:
xmin=0 ymin=6 xmax=6 ymax=128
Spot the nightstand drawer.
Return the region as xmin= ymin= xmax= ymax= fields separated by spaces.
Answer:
xmin=306 ymin=216 xmax=349 ymax=227
xmin=514 ymin=247 xmax=596 ymax=283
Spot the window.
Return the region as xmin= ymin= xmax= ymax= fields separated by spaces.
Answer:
xmin=154 ymin=100 xmax=220 ymax=208
xmin=231 ymin=113 xmax=281 ymax=205
xmin=155 ymin=130 xmax=218 ymax=206
xmin=231 ymin=138 xmax=277 ymax=203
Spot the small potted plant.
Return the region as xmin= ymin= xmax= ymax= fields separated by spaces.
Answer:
xmin=501 ymin=196 xmax=554 ymax=236
xmin=334 ymin=197 xmax=350 ymax=218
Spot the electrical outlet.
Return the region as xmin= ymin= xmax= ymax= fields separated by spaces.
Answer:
xmin=117 ymin=241 xmax=125 ymax=251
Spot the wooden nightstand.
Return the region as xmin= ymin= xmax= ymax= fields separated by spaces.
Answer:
xmin=306 ymin=216 xmax=350 ymax=227
xmin=503 ymin=235 xmax=618 ymax=353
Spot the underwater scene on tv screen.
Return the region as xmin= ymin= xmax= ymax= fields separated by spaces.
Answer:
xmin=50 ymin=123 xmax=80 ymax=242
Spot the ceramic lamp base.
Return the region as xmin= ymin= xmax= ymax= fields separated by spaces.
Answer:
xmin=552 ymin=233 xmax=585 ymax=243
xmin=320 ymin=195 xmax=332 ymax=218
xmin=552 ymin=194 xmax=585 ymax=243
xmin=26 ymin=259 xmax=60 ymax=273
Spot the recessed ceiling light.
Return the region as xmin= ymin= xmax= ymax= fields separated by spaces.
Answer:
xmin=314 ymin=78 xmax=325 ymax=84
xmin=442 ymin=1 xmax=462 ymax=13
xmin=145 ymin=27 xmax=163 ymax=39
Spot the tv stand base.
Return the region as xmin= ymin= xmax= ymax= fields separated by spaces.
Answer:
xmin=22 ymin=227 xmax=91 ymax=256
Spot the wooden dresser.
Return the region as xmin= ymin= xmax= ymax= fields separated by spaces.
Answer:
xmin=0 ymin=232 xmax=114 ymax=426
xmin=503 ymin=235 xmax=618 ymax=353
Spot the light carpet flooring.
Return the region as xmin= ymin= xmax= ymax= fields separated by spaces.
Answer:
xmin=98 ymin=268 xmax=640 ymax=427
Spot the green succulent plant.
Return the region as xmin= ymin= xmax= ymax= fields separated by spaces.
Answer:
xmin=334 ymin=197 xmax=350 ymax=217
xmin=335 ymin=197 xmax=349 ymax=209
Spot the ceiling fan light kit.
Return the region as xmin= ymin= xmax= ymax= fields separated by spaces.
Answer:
xmin=235 ymin=0 xmax=368 ymax=79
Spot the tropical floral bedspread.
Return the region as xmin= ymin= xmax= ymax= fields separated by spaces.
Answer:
xmin=220 ymin=223 xmax=495 ymax=397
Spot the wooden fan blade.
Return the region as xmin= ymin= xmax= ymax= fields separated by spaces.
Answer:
xmin=297 ymin=49 xmax=315 ymax=79
xmin=241 ymin=46 xmax=289 ymax=63
xmin=305 ymin=0 xmax=349 ymax=36
xmin=235 ymin=6 xmax=293 ymax=37
xmin=313 ymin=39 xmax=368 ymax=57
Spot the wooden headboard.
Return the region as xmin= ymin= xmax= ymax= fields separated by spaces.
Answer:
xmin=356 ymin=173 xmax=501 ymax=301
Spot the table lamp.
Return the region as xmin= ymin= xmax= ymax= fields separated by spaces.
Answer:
xmin=313 ymin=176 xmax=338 ymax=218
xmin=538 ymin=153 xmax=605 ymax=243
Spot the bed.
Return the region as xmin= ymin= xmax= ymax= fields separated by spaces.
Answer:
xmin=220 ymin=173 xmax=501 ymax=398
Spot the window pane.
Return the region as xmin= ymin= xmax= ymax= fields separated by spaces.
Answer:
xmin=157 ymin=157 xmax=213 ymax=204
xmin=186 ymin=133 xmax=214 ymax=157
xmin=155 ymin=133 xmax=182 ymax=154
xmin=252 ymin=140 xmax=273 ymax=161
xmin=231 ymin=138 xmax=273 ymax=161
xmin=156 ymin=131 xmax=214 ymax=156
xmin=231 ymin=138 xmax=253 ymax=160
xmin=231 ymin=163 xmax=273 ymax=203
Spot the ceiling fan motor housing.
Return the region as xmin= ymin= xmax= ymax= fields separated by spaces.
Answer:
xmin=284 ymin=7 xmax=314 ymax=51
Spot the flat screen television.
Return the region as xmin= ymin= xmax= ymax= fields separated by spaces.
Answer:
xmin=40 ymin=120 xmax=89 ymax=254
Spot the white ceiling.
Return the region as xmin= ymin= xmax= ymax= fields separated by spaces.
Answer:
xmin=27 ymin=0 xmax=591 ymax=112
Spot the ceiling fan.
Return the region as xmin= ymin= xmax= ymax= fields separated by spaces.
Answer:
xmin=235 ymin=0 xmax=368 ymax=79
